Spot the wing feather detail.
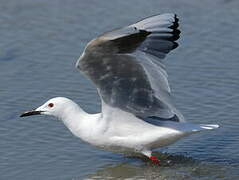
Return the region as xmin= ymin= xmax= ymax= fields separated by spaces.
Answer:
xmin=76 ymin=13 xmax=184 ymax=122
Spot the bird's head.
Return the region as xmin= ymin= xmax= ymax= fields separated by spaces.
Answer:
xmin=20 ymin=97 xmax=79 ymax=119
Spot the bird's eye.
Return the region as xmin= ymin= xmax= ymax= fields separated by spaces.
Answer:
xmin=48 ymin=103 xmax=54 ymax=108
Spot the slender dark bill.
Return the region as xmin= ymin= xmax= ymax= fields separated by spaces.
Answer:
xmin=20 ymin=110 xmax=44 ymax=117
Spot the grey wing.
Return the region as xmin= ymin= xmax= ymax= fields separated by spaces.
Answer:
xmin=76 ymin=13 xmax=184 ymax=122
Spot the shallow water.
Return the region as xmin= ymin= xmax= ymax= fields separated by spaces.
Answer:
xmin=1 ymin=0 xmax=239 ymax=179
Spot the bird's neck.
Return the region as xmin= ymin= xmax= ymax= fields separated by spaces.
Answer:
xmin=59 ymin=105 xmax=101 ymax=139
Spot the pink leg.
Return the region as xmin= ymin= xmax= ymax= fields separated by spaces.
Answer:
xmin=149 ymin=155 xmax=160 ymax=165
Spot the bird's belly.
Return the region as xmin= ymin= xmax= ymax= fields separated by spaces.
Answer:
xmin=86 ymin=130 xmax=187 ymax=155
xmin=96 ymin=144 xmax=137 ymax=155
xmin=84 ymin=135 xmax=131 ymax=152
xmin=149 ymin=133 xmax=187 ymax=149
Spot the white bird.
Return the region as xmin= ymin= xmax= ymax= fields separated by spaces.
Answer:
xmin=20 ymin=14 xmax=219 ymax=164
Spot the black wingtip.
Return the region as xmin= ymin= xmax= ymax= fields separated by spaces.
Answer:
xmin=168 ymin=14 xmax=181 ymax=41
xmin=169 ymin=14 xmax=179 ymax=29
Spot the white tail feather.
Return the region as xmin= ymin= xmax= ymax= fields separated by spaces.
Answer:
xmin=190 ymin=124 xmax=219 ymax=132
xmin=199 ymin=124 xmax=220 ymax=130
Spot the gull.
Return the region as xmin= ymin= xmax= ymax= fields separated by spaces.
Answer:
xmin=20 ymin=14 xmax=219 ymax=164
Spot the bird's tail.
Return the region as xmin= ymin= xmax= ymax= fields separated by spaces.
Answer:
xmin=197 ymin=124 xmax=220 ymax=131
xmin=168 ymin=122 xmax=220 ymax=134
xmin=187 ymin=124 xmax=219 ymax=133
xmin=182 ymin=123 xmax=219 ymax=135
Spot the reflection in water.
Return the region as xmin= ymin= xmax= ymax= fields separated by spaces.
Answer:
xmin=84 ymin=153 xmax=239 ymax=180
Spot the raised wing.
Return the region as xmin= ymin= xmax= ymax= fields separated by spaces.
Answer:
xmin=76 ymin=14 xmax=184 ymax=122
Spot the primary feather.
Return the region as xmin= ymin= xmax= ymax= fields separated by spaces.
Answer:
xmin=76 ymin=13 xmax=184 ymax=121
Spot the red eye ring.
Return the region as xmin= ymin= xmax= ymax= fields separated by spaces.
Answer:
xmin=48 ymin=103 xmax=54 ymax=108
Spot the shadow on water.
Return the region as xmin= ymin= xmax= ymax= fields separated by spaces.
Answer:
xmin=81 ymin=152 xmax=239 ymax=180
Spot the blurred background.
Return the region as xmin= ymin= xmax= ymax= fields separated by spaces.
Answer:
xmin=1 ymin=0 xmax=239 ymax=179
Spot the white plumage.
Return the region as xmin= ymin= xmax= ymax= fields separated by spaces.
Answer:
xmin=21 ymin=14 xmax=219 ymax=163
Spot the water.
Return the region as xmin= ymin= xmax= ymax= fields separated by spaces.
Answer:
xmin=1 ymin=0 xmax=239 ymax=179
